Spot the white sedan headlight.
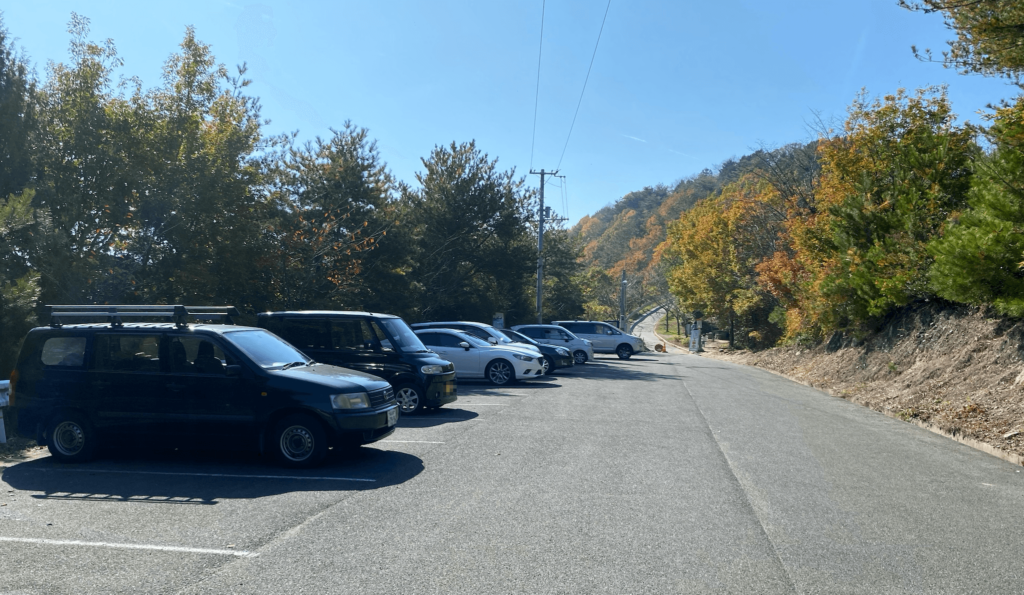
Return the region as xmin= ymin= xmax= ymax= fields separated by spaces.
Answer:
xmin=331 ymin=392 xmax=370 ymax=409
xmin=513 ymin=353 xmax=533 ymax=362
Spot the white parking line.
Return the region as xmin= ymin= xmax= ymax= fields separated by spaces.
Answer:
xmin=31 ymin=468 xmax=375 ymax=482
xmin=379 ymin=440 xmax=445 ymax=444
xmin=456 ymin=403 xmax=508 ymax=406
xmin=0 ymin=536 xmax=258 ymax=557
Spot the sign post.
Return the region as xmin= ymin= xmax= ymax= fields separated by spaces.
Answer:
xmin=689 ymin=311 xmax=703 ymax=353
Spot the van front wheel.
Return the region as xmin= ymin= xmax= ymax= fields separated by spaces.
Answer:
xmin=616 ymin=344 xmax=634 ymax=360
xmin=47 ymin=413 xmax=97 ymax=463
xmin=270 ymin=414 xmax=328 ymax=468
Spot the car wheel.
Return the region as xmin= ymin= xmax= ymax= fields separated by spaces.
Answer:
xmin=573 ymin=350 xmax=588 ymax=364
xmin=395 ymin=384 xmax=423 ymax=415
xmin=616 ymin=344 xmax=634 ymax=360
xmin=542 ymin=356 xmax=555 ymax=375
xmin=270 ymin=414 xmax=328 ymax=468
xmin=46 ymin=413 xmax=97 ymax=463
xmin=486 ymin=359 xmax=515 ymax=385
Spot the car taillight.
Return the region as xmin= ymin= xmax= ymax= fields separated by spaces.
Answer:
xmin=7 ymin=369 xmax=17 ymax=407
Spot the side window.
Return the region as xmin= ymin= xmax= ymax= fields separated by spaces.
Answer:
xmin=437 ymin=334 xmax=465 ymax=348
xmin=168 ymin=336 xmax=232 ymax=375
xmin=558 ymin=330 xmax=575 ymax=341
xmin=331 ymin=319 xmax=378 ymax=353
xmin=41 ymin=337 xmax=87 ymax=367
xmin=460 ymin=327 xmax=489 ymax=341
xmin=281 ymin=319 xmax=329 ymax=350
xmin=368 ymin=321 xmax=395 ymax=353
xmin=561 ymin=323 xmax=582 ymax=334
xmin=94 ymin=334 xmax=161 ymax=373
xmin=520 ymin=327 xmax=542 ymax=339
xmin=417 ymin=333 xmax=441 ymax=346
xmin=543 ymin=328 xmax=563 ymax=340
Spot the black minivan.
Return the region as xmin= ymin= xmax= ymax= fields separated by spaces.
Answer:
xmin=10 ymin=306 xmax=399 ymax=468
xmin=257 ymin=311 xmax=457 ymax=415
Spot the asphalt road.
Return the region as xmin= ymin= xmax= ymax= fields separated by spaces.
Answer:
xmin=2 ymin=324 xmax=1023 ymax=594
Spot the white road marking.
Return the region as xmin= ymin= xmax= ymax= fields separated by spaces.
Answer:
xmin=456 ymin=403 xmax=507 ymax=406
xmin=0 ymin=536 xmax=258 ymax=557
xmin=400 ymin=417 xmax=483 ymax=422
xmin=379 ymin=440 xmax=446 ymax=444
xmin=31 ymin=468 xmax=375 ymax=482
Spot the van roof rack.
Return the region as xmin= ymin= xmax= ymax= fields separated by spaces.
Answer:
xmin=47 ymin=305 xmax=240 ymax=328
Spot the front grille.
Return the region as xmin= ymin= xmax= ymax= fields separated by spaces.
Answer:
xmin=369 ymin=387 xmax=395 ymax=407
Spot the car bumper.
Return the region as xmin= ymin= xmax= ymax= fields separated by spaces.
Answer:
xmin=550 ymin=355 xmax=575 ymax=368
xmin=513 ymin=359 xmax=545 ymax=379
xmin=424 ymin=373 xmax=458 ymax=406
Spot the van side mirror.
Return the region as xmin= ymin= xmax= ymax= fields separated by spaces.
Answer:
xmin=459 ymin=342 xmax=471 ymax=351
xmin=225 ymin=365 xmax=242 ymax=378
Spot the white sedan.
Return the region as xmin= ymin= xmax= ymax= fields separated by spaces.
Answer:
xmin=414 ymin=329 xmax=545 ymax=385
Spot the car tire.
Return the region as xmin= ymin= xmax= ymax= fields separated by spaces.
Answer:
xmin=46 ymin=412 xmax=97 ymax=463
xmin=573 ymin=350 xmax=588 ymax=364
xmin=485 ymin=359 xmax=516 ymax=385
xmin=269 ymin=414 xmax=328 ymax=468
xmin=542 ymin=356 xmax=555 ymax=375
xmin=616 ymin=344 xmax=634 ymax=360
xmin=395 ymin=383 xmax=423 ymax=415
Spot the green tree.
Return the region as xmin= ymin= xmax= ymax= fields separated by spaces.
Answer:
xmin=0 ymin=15 xmax=35 ymax=199
xmin=929 ymin=96 xmax=1024 ymax=315
xmin=0 ymin=190 xmax=39 ymax=377
xmin=405 ymin=141 xmax=536 ymax=323
xmin=901 ymin=0 xmax=1024 ymax=82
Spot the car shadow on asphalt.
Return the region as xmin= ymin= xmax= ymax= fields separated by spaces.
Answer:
xmin=0 ymin=446 xmax=423 ymax=505
xmin=397 ymin=407 xmax=480 ymax=428
xmin=563 ymin=358 xmax=681 ymax=383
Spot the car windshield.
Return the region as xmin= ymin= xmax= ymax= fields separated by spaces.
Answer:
xmin=223 ymin=329 xmax=312 ymax=369
xmin=498 ymin=329 xmax=537 ymax=346
xmin=376 ymin=318 xmax=430 ymax=353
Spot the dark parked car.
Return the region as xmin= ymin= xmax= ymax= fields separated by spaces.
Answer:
xmin=9 ymin=305 xmax=399 ymax=468
xmin=257 ymin=311 xmax=456 ymax=414
xmin=494 ymin=328 xmax=574 ymax=374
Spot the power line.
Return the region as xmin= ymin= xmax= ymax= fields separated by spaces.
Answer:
xmin=529 ymin=0 xmax=546 ymax=171
xmin=555 ymin=0 xmax=611 ymax=171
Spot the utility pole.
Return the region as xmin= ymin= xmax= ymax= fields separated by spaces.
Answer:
xmin=619 ymin=269 xmax=627 ymax=331
xmin=530 ymin=168 xmax=562 ymax=324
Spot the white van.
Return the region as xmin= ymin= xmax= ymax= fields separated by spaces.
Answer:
xmin=554 ymin=320 xmax=646 ymax=360
xmin=510 ymin=324 xmax=594 ymax=364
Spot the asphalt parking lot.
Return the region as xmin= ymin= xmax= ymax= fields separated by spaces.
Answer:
xmin=3 ymin=352 xmax=1024 ymax=594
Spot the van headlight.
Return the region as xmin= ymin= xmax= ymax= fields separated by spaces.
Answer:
xmin=331 ymin=392 xmax=370 ymax=409
xmin=421 ymin=364 xmax=445 ymax=374
xmin=513 ymin=354 xmax=533 ymax=362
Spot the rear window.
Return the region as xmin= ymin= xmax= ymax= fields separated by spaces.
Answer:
xmin=40 ymin=337 xmax=87 ymax=367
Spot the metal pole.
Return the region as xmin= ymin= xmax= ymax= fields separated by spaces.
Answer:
xmin=619 ymin=270 xmax=627 ymax=330
xmin=535 ymin=169 xmax=545 ymax=324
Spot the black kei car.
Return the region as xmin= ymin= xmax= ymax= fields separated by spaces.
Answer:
xmin=494 ymin=328 xmax=574 ymax=374
xmin=9 ymin=306 xmax=400 ymax=468
xmin=257 ymin=311 xmax=457 ymax=415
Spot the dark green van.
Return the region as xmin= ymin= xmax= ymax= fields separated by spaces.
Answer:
xmin=10 ymin=306 xmax=399 ymax=468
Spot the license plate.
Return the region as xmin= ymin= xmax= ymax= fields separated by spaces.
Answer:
xmin=444 ymin=382 xmax=456 ymax=395
xmin=387 ymin=408 xmax=398 ymax=426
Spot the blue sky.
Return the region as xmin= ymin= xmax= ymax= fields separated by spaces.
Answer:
xmin=3 ymin=0 xmax=1016 ymax=225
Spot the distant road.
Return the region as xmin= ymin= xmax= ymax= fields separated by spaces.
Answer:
xmin=2 ymin=343 xmax=1023 ymax=592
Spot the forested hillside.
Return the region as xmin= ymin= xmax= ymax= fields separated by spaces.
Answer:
xmin=576 ymin=1 xmax=1024 ymax=352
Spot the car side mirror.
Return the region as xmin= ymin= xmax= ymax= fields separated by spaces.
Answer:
xmin=487 ymin=337 xmax=497 ymax=344
xmin=460 ymin=342 xmax=471 ymax=351
xmin=225 ymin=365 xmax=242 ymax=378
xmin=564 ymin=338 xmax=570 ymax=342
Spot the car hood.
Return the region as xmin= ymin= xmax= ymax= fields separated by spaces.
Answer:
xmin=269 ymin=363 xmax=390 ymax=392
xmin=505 ymin=341 xmax=542 ymax=354
xmin=489 ymin=345 xmax=544 ymax=359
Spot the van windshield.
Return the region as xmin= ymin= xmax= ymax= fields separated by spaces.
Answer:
xmin=224 ymin=329 xmax=312 ymax=369
xmin=375 ymin=318 xmax=430 ymax=353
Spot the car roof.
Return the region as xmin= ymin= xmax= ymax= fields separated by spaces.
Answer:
xmin=513 ymin=324 xmax=564 ymax=329
xmin=553 ymin=320 xmax=609 ymax=324
xmin=32 ymin=323 xmax=259 ymax=334
xmin=259 ymin=310 xmax=399 ymax=319
xmin=411 ymin=321 xmax=493 ymax=328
